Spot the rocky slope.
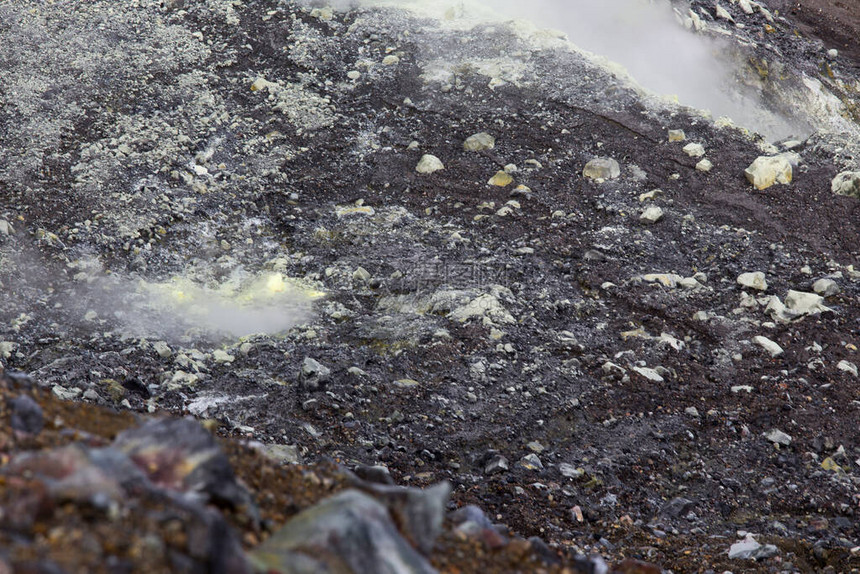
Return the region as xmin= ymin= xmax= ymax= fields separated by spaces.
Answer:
xmin=1 ymin=0 xmax=859 ymax=572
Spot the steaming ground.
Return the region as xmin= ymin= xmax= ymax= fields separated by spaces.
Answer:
xmin=358 ymin=0 xmax=810 ymax=140
xmin=63 ymin=261 xmax=319 ymax=343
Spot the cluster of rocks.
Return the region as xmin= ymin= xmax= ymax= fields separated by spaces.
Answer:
xmin=1 ymin=0 xmax=860 ymax=571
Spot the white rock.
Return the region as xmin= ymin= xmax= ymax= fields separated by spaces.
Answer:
xmin=583 ymin=157 xmax=620 ymax=180
xmin=640 ymin=206 xmax=664 ymax=224
xmin=728 ymin=535 xmax=762 ymax=560
xmin=785 ymin=290 xmax=829 ymax=314
xmin=639 ymin=189 xmax=663 ymax=202
xmin=765 ymin=429 xmax=792 ymax=446
xmin=683 ymin=143 xmax=705 ymax=158
xmin=353 ymin=267 xmax=372 ymax=282
xmin=737 ymin=272 xmax=768 ymax=291
xmin=212 ymin=349 xmax=235 ymax=364
xmin=668 ymin=129 xmax=686 ymax=142
xmin=631 ymin=366 xmax=664 ymax=382
xmin=827 ymin=48 xmax=839 ymax=60
xmin=416 ymin=154 xmax=444 ymax=174
xmin=463 ymin=132 xmax=495 ymax=151
xmin=696 ymin=158 xmax=713 ymax=172
xmin=449 ymin=294 xmax=515 ymax=325
xmin=812 ymin=278 xmax=840 ymax=297
xmin=52 ymin=385 xmax=82 ymax=401
xmin=642 ymin=273 xmax=685 ymax=288
xmin=0 ymin=341 xmax=17 ymax=359
xmin=837 ymin=360 xmax=858 ymax=377
xmin=744 ymin=155 xmax=792 ymax=190
xmin=153 ymin=341 xmax=172 ymax=359
xmin=0 ymin=220 xmax=12 ymax=236
xmin=558 ymin=463 xmax=584 ymax=479
xmin=831 ymin=171 xmax=860 ymax=198
xmin=738 ymin=0 xmax=754 ymax=14
xmin=753 ymin=335 xmax=783 ymax=357
xmin=715 ymin=4 xmax=733 ymax=21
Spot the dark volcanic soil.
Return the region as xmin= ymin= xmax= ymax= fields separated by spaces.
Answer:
xmin=774 ymin=0 xmax=860 ymax=65
xmin=1 ymin=0 xmax=860 ymax=573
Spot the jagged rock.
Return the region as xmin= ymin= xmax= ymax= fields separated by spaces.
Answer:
xmin=114 ymin=418 xmax=258 ymax=523
xmin=785 ymin=290 xmax=830 ymax=314
xmin=463 ymin=132 xmax=495 ymax=151
xmin=683 ymin=143 xmax=705 ymax=157
xmin=696 ymin=158 xmax=713 ymax=172
xmin=831 ymin=171 xmax=860 ymax=198
xmin=484 ymin=454 xmax=510 ymax=475
xmin=350 ymin=481 xmax=451 ymax=555
xmin=640 ymin=206 xmax=664 ymax=224
xmin=737 ymin=271 xmax=768 ymax=291
xmin=583 ymin=157 xmax=620 ymax=180
xmin=729 ymin=535 xmax=779 ymax=560
xmin=812 ymin=278 xmax=840 ymax=296
xmin=765 ymin=429 xmax=792 ymax=446
xmin=488 ymin=171 xmax=514 ymax=186
xmin=250 ymin=489 xmax=438 ymax=574
xmin=518 ymin=453 xmax=544 ymax=471
xmin=3 ymin=439 xmax=252 ymax=572
xmin=300 ymin=357 xmax=332 ymax=391
xmin=715 ymin=4 xmax=733 ymax=21
xmin=449 ymin=293 xmax=515 ymax=325
xmin=415 ymin=154 xmax=444 ymax=174
xmin=744 ymin=155 xmax=792 ymax=190
xmin=668 ymin=129 xmax=685 ymax=142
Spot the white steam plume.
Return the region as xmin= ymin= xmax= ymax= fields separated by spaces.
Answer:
xmin=349 ymin=0 xmax=807 ymax=139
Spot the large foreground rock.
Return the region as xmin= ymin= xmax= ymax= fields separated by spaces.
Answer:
xmin=250 ymin=489 xmax=438 ymax=574
xmin=744 ymin=155 xmax=792 ymax=190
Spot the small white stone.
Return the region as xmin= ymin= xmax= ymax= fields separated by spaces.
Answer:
xmin=353 ymin=267 xmax=371 ymax=282
xmin=463 ymin=132 xmax=495 ymax=151
xmin=683 ymin=143 xmax=705 ymax=158
xmin=631 ymin=366 xmax=664 ymax=382
xmin=715 ymin=4 xmax=733 ymax=21
xmin=212 ymin=349 xmax=234 ymax=364
xmin=347 ymin=70 xmax=361 ymax=80
xmin=640 ymin=206 xmax=664 ymax=224
xmin=696 ymin=158 xmax=713 ymax=172
xmin=737 ymin=272 xmax=768 ymax=291
xmin=668 ymin=129 xmax=686 ymax=142
xmin=765 ymin=429 xmax=792 ymax=446
xmin=837 ymin=360 xmax=858 ymax=377
xmin=416 ymin=154 xmax=444 ymax=174
xmin=827 ymin=48 xmax=839 ymax=60
xmin=753 ymin=335 xmax=783 ymax=357
xmin=583 ymin=157 xmax=620 ymax=180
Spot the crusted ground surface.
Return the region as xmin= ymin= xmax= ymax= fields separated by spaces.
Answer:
xmin=1 ymin=0 xmax=859 ymax=572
